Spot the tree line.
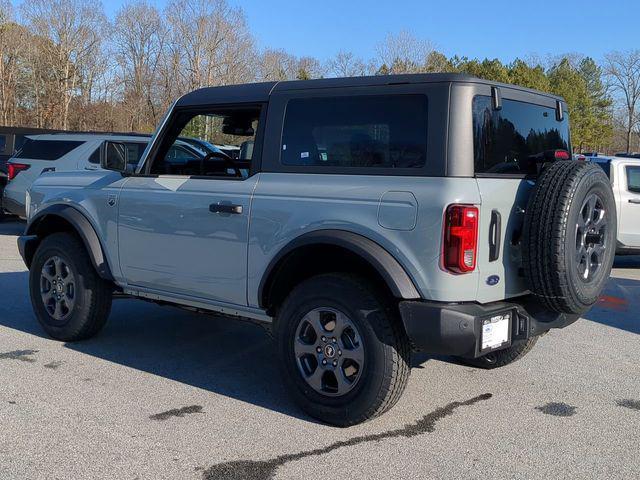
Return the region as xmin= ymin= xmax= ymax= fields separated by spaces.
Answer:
xmin=1 ymin=0 xmax=639 ymax=153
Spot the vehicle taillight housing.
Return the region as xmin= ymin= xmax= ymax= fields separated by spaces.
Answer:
xmin=443 ymin=205 xmax=479 ymax=273
xmin=7 ymin=163 xmax=30 ymax=181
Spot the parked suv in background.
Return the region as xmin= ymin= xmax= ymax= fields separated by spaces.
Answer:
xmin=19 ymin=74 xmax=616 ymax=426
xmin=3 ymin=134 xmax=151 ymax=218
xmin=3 ymin=134 xmax=227 ymax=218
xmin=588 ymin=155 xmax=640 ymax=253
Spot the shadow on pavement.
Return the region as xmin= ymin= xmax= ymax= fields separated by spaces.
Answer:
xmin=583 ymin=274 xmax=640 ymax=335
xmin=0 ymin=268 xmax=316 ymax=423
xmin=613 ymin=255 xmax=640 ymax=269
xmin=0 ymin=229 xmax=637 ymax=421
xmin=0 ymin=218 xmax=25 ymax=236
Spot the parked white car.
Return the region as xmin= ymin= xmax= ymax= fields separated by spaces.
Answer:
xmin=589 ymin=156 xmax=640 ymax=253
xmin=2 ymin=133 xmax=224 ymax=218
xmin=2 ymin=134 xmax=151 ymax=218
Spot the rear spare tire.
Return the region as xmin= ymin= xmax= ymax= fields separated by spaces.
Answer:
xmin=523 ymin=161 xmax=616 ymax=315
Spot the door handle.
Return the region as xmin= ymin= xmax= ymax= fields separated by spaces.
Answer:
xmin=209 ymin=203 xmax=243 ymax=215
xmin=629 ymin=199 xmax=640 ymax=204
xmin=489 ymin=209 xmax=502 ymax=262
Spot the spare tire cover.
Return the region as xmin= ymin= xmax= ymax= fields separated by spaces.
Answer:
xmin=522 ymin=161 xmax=616 ymax=315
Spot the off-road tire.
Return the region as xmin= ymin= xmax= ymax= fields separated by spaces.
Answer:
xmin=523 ymin=161 xmax=616 ymax=315
xmin=29 ymin=232 xmax=112 ymax=341
xmin=457 ymin=337 xmax=538 ymax=369
xmin=275 ymin=273 xmax=411 ymax=427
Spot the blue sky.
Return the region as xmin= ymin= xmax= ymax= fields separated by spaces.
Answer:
xmin=104 ymin=0 xmax=638 ymax=63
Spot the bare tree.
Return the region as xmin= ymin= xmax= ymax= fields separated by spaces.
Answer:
xmin=165 ymin=0 xmax=255 ymax=93
xmin=327 ymin=51 xmax=368 ymax=78
xmin=0 ymin=1 xmax=20 ymax=125
xmin=20 ymin=0 xmax=107 ymax=130
xmin=113 ymin=1 xmax=167 ymax=131
xmin=604 ymin=50 xmax=640 ymax=153
xmin=375 ymin=30 xmax=435 ymax=74
xmin=257 ymin=49 xmax=299 ymax=81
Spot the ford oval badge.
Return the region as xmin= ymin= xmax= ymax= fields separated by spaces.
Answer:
xmin=486 ymin=275 xmax=500 ymax=286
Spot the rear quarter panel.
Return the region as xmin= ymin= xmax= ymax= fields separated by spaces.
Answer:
xmin=247 ymin=172 xmax=482 ymax=307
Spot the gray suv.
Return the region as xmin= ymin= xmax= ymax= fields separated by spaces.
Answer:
xmin=19 ymin=73 xmax=616 ymax=426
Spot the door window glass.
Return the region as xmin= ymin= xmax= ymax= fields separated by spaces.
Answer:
xmin=150 ymin=107 xmax=261 ymax=178
xmin=627 ymin=166 xmax=640 ymax=193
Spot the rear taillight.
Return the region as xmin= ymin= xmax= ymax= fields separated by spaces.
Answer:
xmin=7 ymin=163 xmax=30 ymax=181
xmin=443 ymin=205 xmax=479 ymax=273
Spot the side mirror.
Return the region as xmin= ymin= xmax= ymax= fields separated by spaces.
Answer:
xmin=101 ymin=141 xmax=130 ymax=174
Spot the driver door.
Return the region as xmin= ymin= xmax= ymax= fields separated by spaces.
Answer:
xmin=117 ymin=105 xmax=263 ymax=306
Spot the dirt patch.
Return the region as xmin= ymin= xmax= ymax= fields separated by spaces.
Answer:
xmin=0 ymin=350 xmax=38 ymax=363
xmin=535 ymin=402 xmax=577 ymax=417
xmin=616 ymin=399 xmax=640 ymax=411
xmin=202 ymin=393 xmax=493 ymax=480
xmin=150 ymin=405 xmax=204 ymax=421
xmin=44 ymin=360 xmax=63 ymax=370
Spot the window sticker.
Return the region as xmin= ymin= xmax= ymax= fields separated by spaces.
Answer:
xmin=301 ymin=151 xmax=309 ymax=158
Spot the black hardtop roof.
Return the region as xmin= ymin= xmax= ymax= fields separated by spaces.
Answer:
xmin=175 ymin=73 xmax=564 ymax=107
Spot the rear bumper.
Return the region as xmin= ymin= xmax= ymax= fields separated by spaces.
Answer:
xmin=2 ymin=192 xmax=26 ymax=218
xmin=399 ymin=296 xmax=579 ymax=358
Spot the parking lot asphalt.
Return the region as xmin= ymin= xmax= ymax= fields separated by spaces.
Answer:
xmin=0 ymin=218 xmax=638 ymax=480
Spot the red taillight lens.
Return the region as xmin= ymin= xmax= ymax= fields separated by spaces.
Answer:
xmin=554 ymin=149 xmax=570 ymax=160
xmin=443 ymin=205 xmax=479 ymax=273
xmin=7 ymin=163 xmax=30 ymax=181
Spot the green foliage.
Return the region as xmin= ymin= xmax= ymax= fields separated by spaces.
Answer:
xmin=416 ymin=52 xmax=613 ymax=152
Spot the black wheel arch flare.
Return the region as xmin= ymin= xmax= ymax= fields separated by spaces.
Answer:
xmin=23 ymin=204 xmax=114 ymax=281
xmin=258 ymin=229 xmax=421 ymax=309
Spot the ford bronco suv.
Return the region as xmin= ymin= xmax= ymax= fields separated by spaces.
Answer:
xmin=19 ymin=73 xmax=616 ymax=426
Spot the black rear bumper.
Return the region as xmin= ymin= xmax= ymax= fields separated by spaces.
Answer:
xmin=399 ymin=296 xmax=579 ymax=359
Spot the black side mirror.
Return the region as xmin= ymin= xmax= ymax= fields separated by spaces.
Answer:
xmin=101 ymin=141 xmax=130 ymax=174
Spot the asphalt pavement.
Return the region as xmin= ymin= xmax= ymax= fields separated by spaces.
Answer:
xmin=0 ymin=218 xmax=638 ymax=480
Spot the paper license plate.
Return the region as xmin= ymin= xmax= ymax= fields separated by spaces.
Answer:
xmin=481 ymin=313 xmax=510 ymax=350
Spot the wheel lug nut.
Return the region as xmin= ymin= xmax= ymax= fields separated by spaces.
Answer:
xmin=338 ymin=350 xmax=342 ymax=356
xmin=322 ymin=359 xmax=327 ymax=365
xmin=321 ymin=336 xmax=326 ymax=342
xmin=332 ymin=360 xmax=337 ymax=367
xmin=332 ymin=338 xmax=337 ymax=343
xmin=316 ymin=346 xmax=322 ymax=353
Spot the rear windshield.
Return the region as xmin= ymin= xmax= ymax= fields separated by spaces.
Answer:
xmin=15 ymin=139 xmax=84 ymax=161
xmin=473 ymin=96 xmax=570 ymax=175
xmin=281 ymin=95 xmax=428 ymax=169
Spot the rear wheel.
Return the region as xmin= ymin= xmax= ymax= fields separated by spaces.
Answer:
xmin=29 ymin=233 xmax=112 ymax=341
xmin=275 ymin=273 xmax=410 ymax=427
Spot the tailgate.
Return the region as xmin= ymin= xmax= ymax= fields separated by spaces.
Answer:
xmin=475 ymin=177 xmax=532 ymax=303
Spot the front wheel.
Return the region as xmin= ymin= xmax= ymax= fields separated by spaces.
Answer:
xmin=275 ymin=273 xmax=411 ymax=427
xmin=29 ymin=233 xmax=112 ymax=341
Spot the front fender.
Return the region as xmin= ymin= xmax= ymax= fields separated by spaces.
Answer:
xmin=23 ymin=204 xmax=113 ymax=280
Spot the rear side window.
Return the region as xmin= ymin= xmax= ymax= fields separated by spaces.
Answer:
xmin=627 ymin=166 xmax=640 ymax=193
xmin=16 ymin=139 xmax=84 ymax=161
xmin=593 ymin=161 xmax=611 ymax=179
xmin=473 ymin=96 xmax=570 ymax=175
xmin=281 ymin=95 xmax=428 ymax=169
xmin=88 ymin=142 xmax=146 ymax=166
